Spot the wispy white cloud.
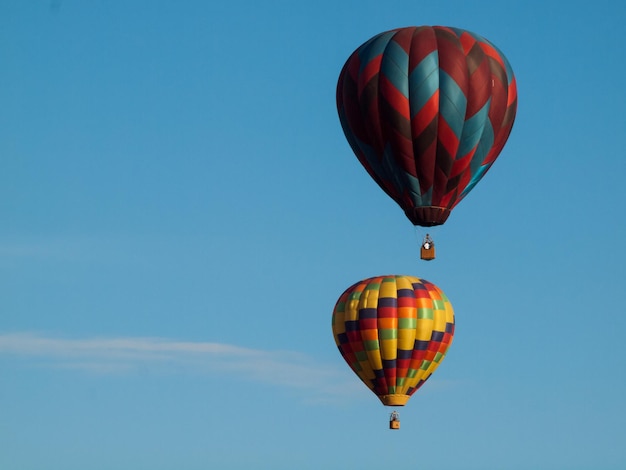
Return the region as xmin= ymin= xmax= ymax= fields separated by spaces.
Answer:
xmin=0 ymin=332 xmax=361 ymax=402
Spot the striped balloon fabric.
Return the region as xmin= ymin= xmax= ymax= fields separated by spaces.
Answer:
xmin=337 ymin=26 xmax=517 ymax=226
xmin=332 ymin=275 xmax=455 ymax=406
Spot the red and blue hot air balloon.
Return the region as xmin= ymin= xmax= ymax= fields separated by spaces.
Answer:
xmin=337 ymin=26 xmax=517 ymax=258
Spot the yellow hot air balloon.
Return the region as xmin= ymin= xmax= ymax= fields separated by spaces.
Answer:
xmin=331 ymin=275 xmax=455 ymax=428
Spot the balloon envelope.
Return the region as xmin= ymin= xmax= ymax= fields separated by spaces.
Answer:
xmin=337 ymin=26 xmax=517 ymax=226
xmin=331 ymin=275 xmax=455 ymax=406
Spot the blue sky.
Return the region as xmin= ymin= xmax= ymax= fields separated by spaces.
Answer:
xmin=1 ymin=1 xmax=625 ymax=469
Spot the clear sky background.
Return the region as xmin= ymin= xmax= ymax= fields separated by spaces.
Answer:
xmin=1 ymin=1 xmax=625 ymax=469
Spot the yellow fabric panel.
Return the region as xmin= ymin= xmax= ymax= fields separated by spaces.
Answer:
xmin=416 ymin=370 xmax=432 ymax=385
xmin=397 ymin=318 xmax=416 ymax=351
xmin=397 ymin=330 xmax=415 ymax=351
xmin=396 ymin=276 xmax=415 ymax=290
xmin=415 ymin=317 xmax=433 ymax=341
xmin=366 ymin=349 xmax=383 ymax=370
xmin=331 ymin=310 xmax=346 ymax=338
xmin=361 ymin=284 xmax=380 ymax=309
xmin=432 ymin=305 xmax=446 ymax=332
xmin=379 ymin=277 xmax=398 ymax=298
xmin=444 ymin=300 xmax=455 ymax=325
xmin=423 ymin=357 xmax=443 ymax=378
xmin=344 ymin=297 xmax=360 ymax=321
xmin=401 ymin=375 xmax=420 ymax=392
xmin=380 ymin=339 xmax=397 ymax=360
xmin=415 ymin=296 xmax=434 ymax=340
xmin=356 ymin=364 xmax=376 ymax=385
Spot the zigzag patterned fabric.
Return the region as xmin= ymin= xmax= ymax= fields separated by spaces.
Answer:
xmin=332 ymin=275 xmax=455 ymax=406
xmin=337 ymin=26 xmax=517 ymax=226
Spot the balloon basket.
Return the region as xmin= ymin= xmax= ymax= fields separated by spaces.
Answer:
xmin=420 ymin=245 xmax=435 ymax=261
xmin=389 ymin=410 xmax=400 ymax=430
xmin=419 ymin=233 xmax=435 ymax=261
